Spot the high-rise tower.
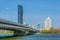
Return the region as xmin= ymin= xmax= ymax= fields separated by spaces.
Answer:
xmin=45 ymin=17 xmax=51 ymax=30
xmin=18 ymin=5 xmax=23 ymax=24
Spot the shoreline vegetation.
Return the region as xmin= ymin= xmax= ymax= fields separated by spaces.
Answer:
xmin=38 ymin=27 xmax=60 ymax=34
xmin=0 ymin=30 xmax=14 ymax=34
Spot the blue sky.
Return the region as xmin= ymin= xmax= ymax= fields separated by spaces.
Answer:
xmin=0 ymin=0 xmax=60 ymax=28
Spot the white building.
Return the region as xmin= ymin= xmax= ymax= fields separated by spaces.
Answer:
xmin=31 ymin=25 xmax=35 ymax=29
xmin=23 ymin=22 xmax=26 ymax=26
xmin=44 ymin=17 xmax=51 ymax=30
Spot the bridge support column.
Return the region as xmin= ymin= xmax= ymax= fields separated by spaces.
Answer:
xmin=27 ymin=31 xmax=36 ymax=35
xmin=14 ymin=30 xmax=28 ymax=36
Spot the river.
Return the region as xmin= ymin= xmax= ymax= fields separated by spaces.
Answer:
xmin=0 ymin=34 xmax=60 ymax=40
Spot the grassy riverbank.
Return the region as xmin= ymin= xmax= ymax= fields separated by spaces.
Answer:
xmin=0 ymin=30 xmax=14 ymax=34
xmin=38 ymin=28 xmax=60 ymax=34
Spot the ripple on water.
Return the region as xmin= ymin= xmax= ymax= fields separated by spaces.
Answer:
xmin=0 ymin=34 xmax=60 ymax=40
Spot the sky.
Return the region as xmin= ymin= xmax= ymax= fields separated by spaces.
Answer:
xmin=0 ymin=0 xmax=60 ymax=29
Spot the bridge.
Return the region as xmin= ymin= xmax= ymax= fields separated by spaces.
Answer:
xmin=0 ymin=19 xmax=37 ymax=36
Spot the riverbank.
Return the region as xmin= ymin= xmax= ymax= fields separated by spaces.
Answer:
xmin=0 ymin=30 xmax=14 ymax=34
xmin=38 ymin=28 xmax=60 ymax=34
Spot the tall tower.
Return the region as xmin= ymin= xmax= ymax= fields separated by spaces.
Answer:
xmin=18 ymin=5 xmax=23 ymax=24
xmin=45 ymin=17 xmax=51 ymax=30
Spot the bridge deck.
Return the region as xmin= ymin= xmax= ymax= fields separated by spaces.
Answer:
xmin=0 ymin=19 xmax=37 ymax=34
xmin=0 ymin=19 xmax=29 ymax=28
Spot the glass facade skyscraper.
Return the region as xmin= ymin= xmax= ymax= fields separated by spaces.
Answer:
xmin=18 ymin=5 xmax=23 ymax=24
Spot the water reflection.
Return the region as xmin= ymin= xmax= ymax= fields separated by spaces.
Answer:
xmin=0 ymin=34 xmax=60 ymax=40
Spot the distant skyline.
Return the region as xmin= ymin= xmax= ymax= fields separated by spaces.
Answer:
xmin=0 ymin=0 xmax=60 ymax=28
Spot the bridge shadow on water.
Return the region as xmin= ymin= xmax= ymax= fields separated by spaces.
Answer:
xmin=0 ymin=34 xmax=33 ymax=40
xmin=0 ymin=35 xmax=26 ymax=40
xmin=0 ymin=35 xmax=25 ymax=38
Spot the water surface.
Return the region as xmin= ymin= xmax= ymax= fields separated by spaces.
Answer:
xmin=0 ymin=34 xmax=60 ymax=40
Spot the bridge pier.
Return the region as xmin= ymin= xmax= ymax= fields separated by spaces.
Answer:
xmin=14 ymin=30 xmax=28 ymax=36
xmin=27 ymin=31 xmax=36 ymax=35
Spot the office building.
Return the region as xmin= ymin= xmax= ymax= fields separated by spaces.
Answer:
xmin=18 ymin=5 xmax=23 ymax=24
xmin=44 ymin=17 xmax=51 ymax=30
